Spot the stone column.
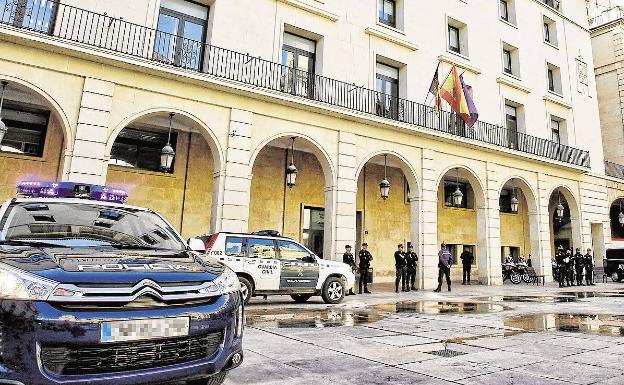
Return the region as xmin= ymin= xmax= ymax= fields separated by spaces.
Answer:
xmin=218 ymin=109 xmax=253 ymax=233
xmin=333 ymin=132 xmax=357 ymax=261
xmin=537 ymin=174 xmax=554 ymax=282
xmin=420 ymin=149 xmax=439 ymax=289
xmin=66 ymin=78 xmax=115 ymax=184
xmin=483 ymin=163 xmax=502 ymax=285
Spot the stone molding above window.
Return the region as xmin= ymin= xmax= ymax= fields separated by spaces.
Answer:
xmin=276 ymin=0 xmax=339 ymax=21
xmin=364 ymin=26 xmax=419 ymax=51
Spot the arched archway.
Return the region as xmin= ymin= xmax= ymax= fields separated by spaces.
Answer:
xmin=105 ymin=110 xmax=223 ymax=239
xmin=0 ymin=79 xmax=70 ymax=202
xmin=354 ymin=151 xmax=420 ymax=285
xmin=436 ymin=166 xmax=489 ymax=284
xmin=499 ymin=177 xmax=540 ymax=270
xmin=248 ymin=134 xmax=336 ymax=259
xmin=609 ymin=198 xmax=624 ymax=243
xmin=548 ymin=186 xmax=582 ymax=255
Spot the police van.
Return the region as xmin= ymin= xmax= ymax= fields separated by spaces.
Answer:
xmin=192 ymin=231 xmax=356 ymax=305
xmin=0 ymin=181 xmax=243 ymax=385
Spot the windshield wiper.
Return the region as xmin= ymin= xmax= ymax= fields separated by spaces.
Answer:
xmin=0 ymin=239 xmax=65 ymax=248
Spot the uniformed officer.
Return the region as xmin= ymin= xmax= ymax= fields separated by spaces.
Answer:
xmin=358 ymin=243 xmax=373 ymax=294
xmin=555 ymin=246 xmax=566 ymax=287
xmin=434 ymin=242 xmax=452 ymax=293
xmin=405 ymin=243 xmax=418 ymax=291
xmin=565 ymin=249 xmax=575 ymax=287
xmin=343 ymin=245 xmax=357 ymax=295
xmin=460 ymin=246 xmax=474 ymax=285
xmin=584 ymin=248 xmax=595 ymax=286
xmin=394 ymin=244 xmax=407 ymax=293
xmin=574 ymin=247 xmax=584 ymax=286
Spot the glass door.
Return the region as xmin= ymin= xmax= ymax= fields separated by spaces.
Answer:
xmin=0 ymin=0 xmax=57 ymax=33
xmin=303 ymin=206 xmax=324 ymax=259
xmin=281 ymin=33 xmax=316 ymax=98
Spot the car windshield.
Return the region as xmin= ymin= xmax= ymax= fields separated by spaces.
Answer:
xmin=0 ymin=201 xmax=186 ymax=251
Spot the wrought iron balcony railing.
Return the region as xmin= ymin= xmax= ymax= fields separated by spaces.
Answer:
xmin=605 ymin=161 xmax=624 ymax=179
xmin=0 ymin=0 xmax=591 ymax=168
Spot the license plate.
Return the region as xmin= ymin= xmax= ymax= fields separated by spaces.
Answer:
xmin=101 ymin=317 xmax=189 ymax=343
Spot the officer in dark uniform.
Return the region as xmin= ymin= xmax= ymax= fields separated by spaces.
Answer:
xmin=584 ymin=248 xmax=595 ymax=286
xmin=460 ymin=246 xmax=475 ymax=285
xmin=394 ymin=244 xmax=407 ymax=293
xmin=565 ymin=249 xmax=575 ymax=287
xmin=555 ymin=246 xmax=566 ymax=287
xmin=343 ymin=245 xmax=357 ymax=295
xmin=405 ymin=243 xmax=418 ymax=291
xmin=358 ymin=243 xmax=373 ymax=294
xmin=434 ymin=242 xmax=453 ymax=293
xmin=574 ymin=248 xmax=584 ymax=286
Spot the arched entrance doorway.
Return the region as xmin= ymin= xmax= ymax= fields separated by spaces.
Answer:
xmin=549 ymin=186 xmax=581 ymax=254
xmin=355 ymin=153 xmax=419 ymax=284
xmin=106 ymin=111 xmax=221 ymax=239
xmin=0 ymin=79 xmax=69 ymax=202
xmin=437 ymin=167 xmax=488 ymax=283
xmin=499 ymin=177 xmax=539 ymax=268
xmin=248 ymin=135 xmax=334 ymax=259
xmin=609 ymin=198 xmax=624 ymax=245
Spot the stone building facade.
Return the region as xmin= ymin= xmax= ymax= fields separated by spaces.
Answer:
xmin=0 ymin=0 xmax=616 ymax=287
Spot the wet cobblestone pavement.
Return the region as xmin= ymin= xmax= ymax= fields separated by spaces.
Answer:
xmin=225 ymin=282 xmax=624 ymax=385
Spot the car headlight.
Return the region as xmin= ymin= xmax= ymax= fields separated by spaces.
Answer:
xmin=199 ymin=268 xmax=241 ymax=296
xmin=0 ymin=263 xmax=59 ymax=300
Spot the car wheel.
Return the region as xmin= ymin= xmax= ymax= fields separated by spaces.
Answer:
xmin=187 ymin=372 xmax=227 ymax=385
xmin=238 ymin=276 xmax=253 ymax=305
xmin=291 ymin=294 xmax=313 ymax=303
xmin=611 ymin=271 xmax=620 ymax=282
xmin=322 ymin=277 xmax=345 ymax=304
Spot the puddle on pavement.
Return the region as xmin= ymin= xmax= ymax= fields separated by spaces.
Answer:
xmin=558 ymin=291 xmax=624 ymax=299
xmin=244 ymin=308 xmax=384 ymax=328
xmin=374 ymin=301 xmax=509 ymax=315
xmin=505 ymin=314 xmax=624 ymax=337
xmin=476 ymin=295 xmax=577 ymax=303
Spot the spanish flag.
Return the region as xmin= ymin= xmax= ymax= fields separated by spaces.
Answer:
xmin=439 ymin=66 xmax=479 ymax=127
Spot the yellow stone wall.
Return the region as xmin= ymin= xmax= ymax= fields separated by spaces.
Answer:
xmin=499 ymin=196 xmax=531 ymax=258
xmin=357 ymin=164 xmax=411 ymax=277
xmin=0 ymin=118 xmax=64 ymax=202
xmin=248 ymin=147 xmax=325 ymax=241
xmin=106 ymin=132 xmax=213 ymax=239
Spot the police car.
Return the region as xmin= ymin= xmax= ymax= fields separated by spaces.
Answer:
xmin=0 ymin=181 xmax=243 ymax=385
xmin=191 ymin=231 xmax=356 ymax=305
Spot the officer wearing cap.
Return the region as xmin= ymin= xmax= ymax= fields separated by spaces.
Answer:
xmin=394 ymin=244 xmax=406 ymax=293
xmin=434 ymin=242 xmax=452 ymax=293
xmin=405 ymin=243 xmax=418 ymax=291
xmin=584 ymin=248 xmax=595 ymax=286
xmin=343 ymin=245 xmax=356 ymax=295
xmin=358 ymin=243 xmax=373 ymax=294
xmin=574 ymin=247 xmax=584 ymax=286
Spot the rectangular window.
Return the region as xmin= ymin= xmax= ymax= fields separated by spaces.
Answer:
xmin=225 ymin=237 xmax=246 ymax=257
xmin=544 ymin=22 xmax=551 ymax=43
xmin=448 ymin=25 xmax=460 ymax=53
xmin=302 ymin=206 xmax=324 ymax=258
xmin=247 ymin=238 xmax=277 ymax=259
xmin=500 ymin=0 xmax=509 ymax=21
xmin=278 ymin=240 xmax=312 ymax=261
xmin=505 ymin=104 xmax=517 ymax=131
xmin=543 ymin=16 xmax=558 ymax=46
xmin=378 ymin=0 xmax=396 ymax=27
xmin=503 ymin=49 xmax=512 ymax=74
xmin=547 ymin=68 xmax=555 ymax=91
xmin=551 ymin=119 xmax=561 ymax=143
xmin=0 ymin=106 xmax=49 ymax=157
xmin=110 ymin=128 xmax=178 ymax=173
xmin=154 ymin=0 xmax=209 ymax=70
xmin=376 ymin=62 xmax=399 ymax=119
xmin=0 ymin=0 xmax=57 ymax=33
xmin=281 ymin=32 xmax=316 ymax=98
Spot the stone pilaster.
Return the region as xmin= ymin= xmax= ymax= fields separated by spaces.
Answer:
xmin=536 ymin=173 xmax=553 ymax=281
xmin=333 ymin=131 xmax=358 ymax=261
xmin=484 ymin=163 xmax=502 ymax=285
xmin=420 ymin=149 xmax=439 ymax=289
xmin=218 ymin=109 xmax=253 ymax=233
xmin=66 ymin=78 xmax=115 ymax=184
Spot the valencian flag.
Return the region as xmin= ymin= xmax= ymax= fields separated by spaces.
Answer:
xmin=427 ymin=63 xmax=442 ymax=110
xmin=439 ymin=66 xmax=479 ymax=127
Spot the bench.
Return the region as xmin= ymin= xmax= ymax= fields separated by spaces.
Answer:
xmin=593 ymin=267 xmax=608 ymax=283
xmin=527 ymin=267 xmax=545 ymax=286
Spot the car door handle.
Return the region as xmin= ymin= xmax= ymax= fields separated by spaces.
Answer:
xmin=247 ymin=260 xmax=257 ymax=264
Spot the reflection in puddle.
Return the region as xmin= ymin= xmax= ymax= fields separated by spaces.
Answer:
xmin=505 ymin=314 xmax=624 ymax=337
xmin=476 ymin=295 xmax=577 ymax=303
xmin=245 ymin=308 xmax=383 ymax=328
xmin=374 ymin=301 xmax=509 ymax=314
xmin=558 ymin=291 xmax=624 ymax=299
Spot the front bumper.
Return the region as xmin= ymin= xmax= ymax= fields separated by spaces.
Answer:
xmin=0 ymin=293 xmax=243 ymax=385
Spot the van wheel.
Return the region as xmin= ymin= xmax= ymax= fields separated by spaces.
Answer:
xmin=188 ymin=372 xmax=227 ymax=385
xmin=238 ymin=276 xmax=253 ymax=305
xmin=322 ymin=277 xmax=345 ymax=304
xmin=291 ymin=294 xmax=313 ymax=303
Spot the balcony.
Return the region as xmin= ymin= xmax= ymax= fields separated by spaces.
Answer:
xmin=0 ymin=1 xmax=590 ymax=168
xmin=605 ymin=161 xmax=624 ymax=180
xmin=589 ymin=6 xmax=624 ymax=29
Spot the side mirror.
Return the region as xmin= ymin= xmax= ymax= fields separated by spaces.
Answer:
xmin=188 ymin=238 xmax=206 ymax=253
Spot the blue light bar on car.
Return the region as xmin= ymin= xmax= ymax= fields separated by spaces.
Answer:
xmin=17 ymin=181 xmax=128 ymax=203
